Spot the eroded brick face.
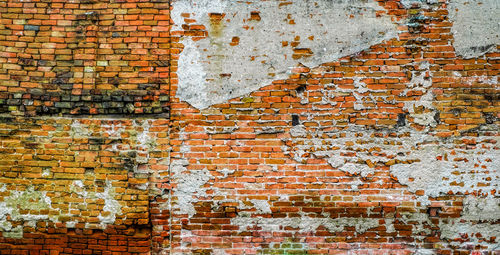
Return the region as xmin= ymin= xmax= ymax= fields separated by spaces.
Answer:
xmin=0 ymin=0 xmax=499 ymax=254
xmin=0 ymin=0 xmax=169 ymax=116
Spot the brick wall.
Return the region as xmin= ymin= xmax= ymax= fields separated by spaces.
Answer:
xmin=0 ymin=0 xmax=498 ymax=254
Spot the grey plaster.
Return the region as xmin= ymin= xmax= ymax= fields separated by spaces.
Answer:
xmin=449 ymin=0 xmax=500 ymax=58
xmin=0 ymin=186 xmax=51 ymax=238
xmin=401 ymin=0 xmax=438 ymax=9
xmin=287 ymin=126 xmax=500 ymax=205
xmin=401 ymin=61 xmax=438 ymax=127
xmin=171 ymin=159 xmax=213 ymax=217
xmin=173 ymin=0 xmax=398 ymax=109
xmin=439 ymin=197 xmax=500 ymax=250
xmin=231 ymin=212 xmax=380 ymax=233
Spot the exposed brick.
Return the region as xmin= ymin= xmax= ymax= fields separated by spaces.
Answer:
xmin=0 ymin=0 xmax=498 ymax=255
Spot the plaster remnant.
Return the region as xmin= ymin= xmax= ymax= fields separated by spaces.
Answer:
xmin=250 ymin=200 xmax=272 ymax=214
xmin=390 ymin=137 xmax=500 ymax=203
xmin=41 ymin=168 xmax=50 ymax=177
xmin=216 ymin=168 xmax=235 ymax=179
xmin=101 ymin=122 xmax=125 ymax=139
xmin=136 ymin=120 xmax=155 ymax=151
xmin=173 ymin=0 xmax=398 ymax=109
xmin=287 ymin=127 xmax=500 ymax=205
xmin=70 ymin=120 xmax=91 ymax=138
xmin=231 ymin=212 xmax=379 ymax=233
xmin=401 ymin=0 xmax=438 ymax=9
xmin=439 ymin=196 xmax=500 ymax=250
xmin=448 ymin=0 xmax=500 ymax=58
xmin=96 ymin=181 xmax=122 ymax=225
xmin=460 ymin=196 xmax=500 ymax=222
xmin=339 ymin=162 xmax=375 ymax=178
xmin=401 ymin=61 xmax=437 ymax=127
xmin=70 ymin=180 xmax=123 ymax=227
xmin=414 ymin=249 xmax=437 ymax=255
xmin=171 ymin=159 xmax=214 ymax=217
xmin=0 ymin=186 xmax=52 ymax=238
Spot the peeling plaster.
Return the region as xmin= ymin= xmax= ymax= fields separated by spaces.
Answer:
xmin=461 ymin=196 xmax=500 ymax=222
xmin=390 ymin=135 xmax=500 ymax=203
xmin=449 ymin=0 xmax=500 ymax=58
xmin=0 ymin=119 xmax=158 ymax=238
xmin=69 ymin=180 xmax=123 ymax=228
xmin=401 ymin=61 xmax=438 ymax=127
xmin=216 ymin=168 xmax=235 ymax=179
xmin=287 ymin=126 xmax=500 ymax=205
xmin=401 ymin=0 xmax=438 ymax=9
xmin=439 ymin=197 xmax=500 ymax=250
xmin=95 ymin=181 xmax=122 ymax=226
xmin=284 ymin=58 xmax=498 ymax=205
xmin=249 ymin=199 xmax=272 ymax=214
xmin=414 ymin=249 xmax=437 ymax=255
xmin=339 ymin=162 xmax=375 ymax=178
xmin=171 ymin=159 xmax=213 ymax=217
xmin=70 ymin=120 xmax=92 ymax=138
xmin=173 ymin=0 xmax=398 ymax=109
xmin=0 ymin=186 xmax=52 ymax=238
xmin=231 ymin=212 xmax=380 ymax=233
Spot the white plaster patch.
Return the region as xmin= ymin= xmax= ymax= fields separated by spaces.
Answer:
xmin=101 ymin=122 xmax=125 ymax=139
xmin=413 ymin=249 xmax=437 ymax=255
xmin=70 ymin=120 xmax=91 ymax=138
xmin=136 ymin=120 xmax=155 ymax=150
xmin=173 ymin=0 xmax=398 ymax=109
xmin=287 ymin=126 xmax=500 ymax=205
xmin=401 ymin=0 xmax=438 ymax=9
xmin=339 ymin=162 xmax=375 ymax=178
xmin=250 ymin=199 xmax=272 ymax=214
xmin=216 ymin=168 xmax=235 ymax=179
xmin=401 ymin=61 xmax=437 ymax=127
xmin=0 ymin=186 xmax=53 ymax=238
xmin=439 ymin=196 xmax=500 ymax=250
xmin=231 ymin=212 xmax=379 ymax=233
xmin=96 ymin=181 xmax=122 ymax=225
xmin=460 ymin=196 xmax=500 ymax=222
xmin=390 ymin=137 xmax=500 ymax=204
xmin=449 ymin=0 xmax=500 ymax=58
xmin=41 ymin=168 xmax=50 ymax=177
xmin=171 ymin=159 xmax=214 ymax=217
xmin=69 ymin=180 xmax=122 ymax=227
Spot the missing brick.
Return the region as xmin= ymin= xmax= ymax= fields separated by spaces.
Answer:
xmin=292 ymin=115 xmax=300 ymax=126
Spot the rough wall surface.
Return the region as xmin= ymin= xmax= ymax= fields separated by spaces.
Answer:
xmin=0 ymin=0 xmax=499 ymax=254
